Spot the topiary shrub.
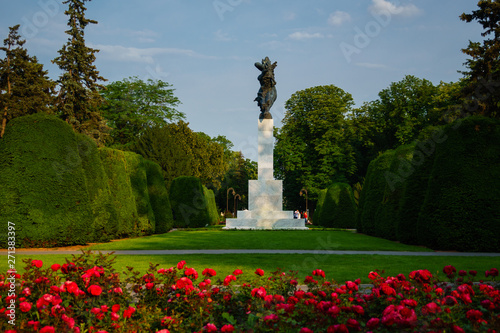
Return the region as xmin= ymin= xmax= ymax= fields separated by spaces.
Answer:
xmin=316 ymin=183 xmax=357 ymax=229
xmin=144 ymin=159 xmax=174 ymax=233
xmin=169 ymin=176 xmax=210 ymax=228
xmin=374 ymin=144 xmax=416 ymax=240
xmin=416 ymin=116 xmax=500 ymax=252
xmin=312 ymin=189 xmax=328 ymax=225
xmin=357 ymin=150 xmax=394 ymax=235
xmin=0 ymin=114 xmax=95 ymax=247
xmin=204 ymin=186 xmax=220 ymax=226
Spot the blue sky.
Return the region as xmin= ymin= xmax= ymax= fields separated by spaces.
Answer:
xmin=1 ymin=0 xmax=484 ymax=161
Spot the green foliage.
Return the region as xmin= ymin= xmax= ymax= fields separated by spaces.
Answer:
xmin=357 ymin=150 xmax=394 ymax=234
xmin=0 ymin=25 xmax=55 ymax=137
xmin=460 ymin=0 xmax=500 ymax=118
xmin=312 ymin=189 xmax=327 ymax=225
xmin=0 ymin=113 xmax=95 ymax=247
xmin=100 ymin=76 xmax=183 ymax=148
xmin=52 ymin=0 xmax=108 ymax=145
xmin=316 ymin=183 xmax=356 ymax=229
xmin=373 ymin=144 xmax=416 ymax=240
xmin=274 ymin=85 xmax=357 ymax=209
xmin=416 ymin=116 xmax=500 ymax=252
xmin=204 ymin=186 xmax=220 ymax=226
xmin=144 ymin=159 xmax=174 ymax=234
xmin=133 ymin=121 xmax=225 ymax=190
xmin=169 ymin=176 xmax=210 ymax=228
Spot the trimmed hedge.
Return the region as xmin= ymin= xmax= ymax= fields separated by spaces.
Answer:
xmin=315 ymin=183 xmax=356 ymax=228
xmin=204 ymin=186 xmax=220 ymax=226
xmin=0 ymin=114 xmax=95 ymax=247
xmin=358 ymin=116 xmax=499 ymax=252
xmin=373 ymin=144 xmax=416 ymax=240
xmin=312 ymin=189 xmax=328 ymax=225
xmin=0 ymin=114 xmax=172 ymax=248
xmin=169 ymin=176 xmax=210 ymax=228
xmin=145 ymin=160 xmax=174 ymax=233
xmin=416 ymin=116 xmax=500 ymax=252
xmin=357 ymin=150 xmax=394 ymax=235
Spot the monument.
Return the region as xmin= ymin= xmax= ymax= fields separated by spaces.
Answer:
xmin=224 ymin=57 xmax=308 ymax=230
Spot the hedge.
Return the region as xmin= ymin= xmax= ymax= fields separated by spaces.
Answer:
xmin=373 ymin=144 xmax=416 ymax=240
xmin=315 ymin=183 xmax=356 ymax=229
xmin=0 ymin=114 xmax=172 ymax=248
xmin=204 ymin=186 xmax=220 ymax=226
xmin=169 ymin=176 xmax=210 ymax=228
xmin=145 ymin=159 xmax=174 ymax=233
xmin=0 ymin=113 xmax=95 ymax=247
xmin=416 ymin=116 xmax=500 ymax=252
xmin=312 ymin=188 xmax=327 ymax=225
xmin=356 ymin=150 xmax=394 ymax=235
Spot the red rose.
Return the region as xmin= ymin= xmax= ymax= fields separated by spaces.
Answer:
xmin=443 ymin=265 xmax=456 ymax=277
xmin=221 ymin=324 xmax=235 ymax=332
xmin=31 ymin=260 xmax=43 ymax=268
xmin=299 ymin=328 xmax=313 ymax=333
xmin=202 ymin=268 xmax=217 ymax=277
xmin=205 ymin=323 xmax=217 ymax=332
xmin=112 ymin=304 xmax=120 ymax=313
xmin=51 ymin=263 xmax=61 ymax=271
xmin=232 ymin=269 xmax=243 ymax=276
xmin=184 ymin=267 xmax=198 ymax=280
xmin=40 ymin=327 xmax=55 ymax=333
xmin=255 ymin=268 xmax=264 ymax=276
xmin=123 ymin=306 xmax=136 ymax=318
xmin=87 ymin=285 xmax=102 ymax=296
xmin=177 ymin=260 xmax=186 ymax=269
xmin=19 ymin=301 xmax=32 ymax=313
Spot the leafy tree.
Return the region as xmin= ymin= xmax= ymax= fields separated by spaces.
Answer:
xmin=0 ymin=25 xmax=55 ymax=138
xmin=133 ymin=121 xmax=225 ymax=190
xmin=274 ymin=85 xmax=357 ymax=209
xmin=460 ymin=0 xmax=500 ymax=118
xmin=100 ymin=76 xmax=183 ymax=148
xmin=52 ymin=0 xmax=108 ymax=145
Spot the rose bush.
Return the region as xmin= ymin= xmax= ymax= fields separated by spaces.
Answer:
xmin=0 ymin=251 xmax=499 ymax=332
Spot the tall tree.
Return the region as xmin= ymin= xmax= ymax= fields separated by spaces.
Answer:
xmin=100 ymin=77 xmax=184 ymax=148
xmin=460 ymin=0 xmax=500 ymax=118
xmin=133 ymin=121 xmax=226 ymax=190
xmin=52 ymin=0 xmax=108 ymax=145
xmin=274 ymin=85 xmax=357 ymax=209
xmin=0 ymin=25 xmax=55 ymax=137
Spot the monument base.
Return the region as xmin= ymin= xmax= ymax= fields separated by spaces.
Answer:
xmin=224 ymin=217 xmax=309 ymax=230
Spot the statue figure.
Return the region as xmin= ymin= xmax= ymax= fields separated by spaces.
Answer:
xmin=254 ymin=57 xmax=277 ymax=119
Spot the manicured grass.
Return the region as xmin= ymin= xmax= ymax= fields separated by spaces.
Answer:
xmin=89 ymin=229 xmax=433 ymax=252
xmin=2 ymin=253 xmax=498 ymax=284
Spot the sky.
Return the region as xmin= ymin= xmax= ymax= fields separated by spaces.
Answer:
xmin=0 ymin=0 xmax=485 ymax=161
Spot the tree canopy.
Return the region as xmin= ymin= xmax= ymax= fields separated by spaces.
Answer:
xmin=100 ymin=76 xmax=184 ymax=148
xmin=0 ymin=25 xmax=55 ymax=137
xmin=460 ymin=0 xmax=500 ymax=118
xmin=52 ymin=0 xmax=108 ymax=145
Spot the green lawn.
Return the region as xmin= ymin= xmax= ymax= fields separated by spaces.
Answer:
xmin=88 ymin=229 xmax=433 ymax=252
xmin=3 ymin=253 xmax=498 ymax=284
xmin=3 ymin=230 xmax=498 ymax=284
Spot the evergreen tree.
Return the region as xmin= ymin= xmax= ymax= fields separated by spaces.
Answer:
xmin=52 ymin=0 xmax=108 ymax=145
xmin=460 ymin=0 xmax=500 ymax=118
xmin=0 ymin=25 xmax=55 ymax=138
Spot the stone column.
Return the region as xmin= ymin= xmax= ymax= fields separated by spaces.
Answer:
xmin=258 ymin=118 xmax=274 ymax=180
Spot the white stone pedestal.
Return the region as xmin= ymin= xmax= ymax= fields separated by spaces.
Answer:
xmin=225 ymin=118 xmax=308 ymax=230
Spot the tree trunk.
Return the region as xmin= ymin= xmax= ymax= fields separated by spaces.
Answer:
xmin=0 ymin=55 xmax=11 ymax=138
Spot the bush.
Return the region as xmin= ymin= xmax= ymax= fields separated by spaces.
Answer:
xmin=144 ymin=159 xmax=174 ymax=233
xmin=312 ymin=188 xmax=328 ymax=224
xmin=416 ymin=116 xmax=500 ymax=252
xmin=169 ymin=176 xmax=210 ymax=228
xmin=374 ymin=144 xmax=416 ymax=240
xmin=357 ymin=150 xmax=394 ymax=235
xmin=0 ymin=113 xmax=95 ymax=247
xmin=204 ymin=186 xmax=220 ymax=225
xmin=316 ymin=183 xmax=356 ymax=229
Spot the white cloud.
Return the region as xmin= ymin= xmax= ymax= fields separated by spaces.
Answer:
xmin=92 ymin=44 xmax=215 ymax=64
xmin=369 ymin=0 xmax=422 ymax=17
xmin=284 ymin=12 xmax=297 ymax=21
xmin=288 ymin=31 xmax=324 ymax=41
xmin=328 ymin=11 xmax=351 ymax=26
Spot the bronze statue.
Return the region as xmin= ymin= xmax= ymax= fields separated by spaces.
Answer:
xmin=254 ymin=57 xmax=277 ymax=119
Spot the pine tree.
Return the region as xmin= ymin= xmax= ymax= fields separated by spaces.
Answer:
xmin=0 ymin=25 xmax=55 ymax=138
xmin=52 ymin=0 xmax=108 ymax=145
